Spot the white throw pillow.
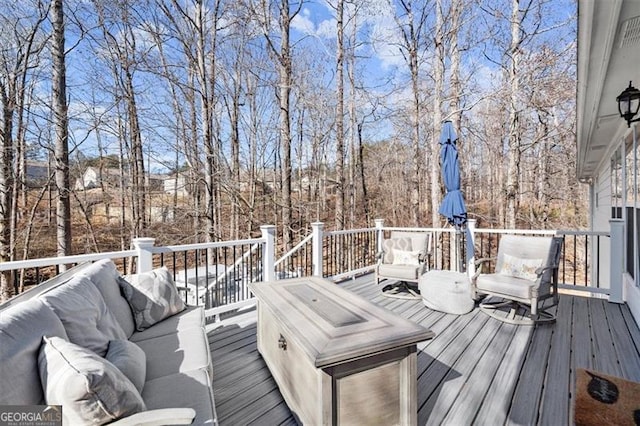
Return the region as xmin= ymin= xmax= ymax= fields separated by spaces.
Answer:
xmin=499 ymin=253 xmax=544 ymax=281
xmin=38 ymin=336 xmax=146 ymax=425
xmin=391 ymin=249 xmax=421 ymax=266
xmin=119 ymin=267 xmax=186 ymax=331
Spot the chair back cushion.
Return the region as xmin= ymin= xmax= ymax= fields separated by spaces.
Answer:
xmin=499 ymin=253 xmax=544 ymax=281
xmin=41 ymin=275 xmax=127 ymax=357
xmin=390 ymin=231 xmax=431 ymax=255
xmin=82 ymin=259 xmax=136 ymax=338
xmin=382 ymin=237 xmax=412 ymax=264
xmin=496 ymin=235 xmax=553 ymax=280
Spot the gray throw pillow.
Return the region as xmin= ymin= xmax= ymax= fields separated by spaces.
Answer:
xmin=105 ymin=339 xmax=146 ymax=394
xmin=119 ymin=267 xmax=186 ymax=331
xmin=38 ymin=336 xmax=146 ymax=425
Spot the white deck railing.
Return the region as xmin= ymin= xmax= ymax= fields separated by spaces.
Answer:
xmin=1 ymin=220 xmax=620 ymax=319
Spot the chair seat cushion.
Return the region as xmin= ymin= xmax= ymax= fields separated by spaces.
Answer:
xmin=134 ymin=327 xmax=211 ymax=381
xmin=378 ymin=264 xmax=422 ymax=280
xmin=142 ymin=368 xmax=216 ymax=426
xmin=475 ymin=273 xmax=535 ymax=300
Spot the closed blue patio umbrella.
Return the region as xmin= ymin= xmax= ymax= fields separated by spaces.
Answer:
xmin=438 ymin=121 xmax=473 ymax=269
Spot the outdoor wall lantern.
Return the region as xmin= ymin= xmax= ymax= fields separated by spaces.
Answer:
xmin=617 ymin=81 xmax=640 ymax=127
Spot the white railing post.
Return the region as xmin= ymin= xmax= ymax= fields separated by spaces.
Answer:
xmin=312 ymin=222 xmax=324 ymax=277
xmin=375 ymin=219 xmax=385 ymax=254
xmin=609 ymin=219 xmax=624 ymax=303
xmin=133 ymin=237 xmax=155 ymax=274
xmin=261 ymin=225 xmax=276 ymax=282
xmin=466 ymin=219 xmax=477 ymax=278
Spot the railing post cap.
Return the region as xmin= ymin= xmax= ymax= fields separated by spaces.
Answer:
xmin=311 ymin=222 xmax=324 ymax=228
xmin=132 ymin=237 xmax=155 ymax=247
xmin=374 ymin=219 xmax=384 ymax=226
xmin=260 ymin=224 xmax=276 ymax=230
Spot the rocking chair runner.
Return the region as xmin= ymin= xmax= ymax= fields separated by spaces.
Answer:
xmin=471 ymin=235 xmax=563 ymax=325
xmin=375 ymin=231 xmax=432 ymax=300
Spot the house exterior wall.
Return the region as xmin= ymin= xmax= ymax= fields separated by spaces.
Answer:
xmin=591 ymin=126 xmax=640 ymax=325
xmin=592 ymin=165 xmax=613 ymax=292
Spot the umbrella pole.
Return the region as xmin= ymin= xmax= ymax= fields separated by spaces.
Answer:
xmin=455 ymin=226 xmax=463 ymax=272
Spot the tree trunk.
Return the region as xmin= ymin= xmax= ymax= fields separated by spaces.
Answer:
xmin=335 ymin=0 xmax=345 ymax=230
xmin=124 ymin=70 xmax=146 ymax=237
xmin=506 ymin=0 xmax=521 ymax=229
xmin=278 ymin=0 xmax=294 ymax=250
xmin=52 ymin=0 xmax=72 ymax=260
xmin=0 ymin=85 xmax=15 ymax=302
xmin=430 ymin=0 xmax=444 ymax=228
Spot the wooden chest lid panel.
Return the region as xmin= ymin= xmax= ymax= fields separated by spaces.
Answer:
xmin=249 ymin=277 xmax=434 ymax=367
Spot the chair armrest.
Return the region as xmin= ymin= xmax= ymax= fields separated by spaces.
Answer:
xmin=474 ymin=257 xmax=496 ymax=267
xmin=375 ymin=251 xmax=385 ymax=261
xmin=534 ymin=264 xmax=559 ymax=276
xmin=470 ymin=257 xmax=497 ymax=283
xmin=110 ymin=408 xmax=196 ymax=426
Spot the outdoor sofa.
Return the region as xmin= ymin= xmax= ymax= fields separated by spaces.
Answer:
xmin=0 ymin=259 xmax=217 ymax=425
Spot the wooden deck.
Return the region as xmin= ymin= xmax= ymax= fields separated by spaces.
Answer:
xmin=207 ymin=274 xmax=640 ymax=425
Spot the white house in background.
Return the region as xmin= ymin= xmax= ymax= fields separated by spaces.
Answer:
xmin=74 ymin=167 xmax=122 ymax=190
xmin=76 ymin=167 xmax=164 ymax=191
xmin=577 ymin=0 xmax=640 ymax=324
xmin=163 ymin=173 xmax=190 ymax=196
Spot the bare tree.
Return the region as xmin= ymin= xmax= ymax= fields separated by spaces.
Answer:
xmin=394 ymin=0 xmax=429 ymax=227
xmin=52 ymin=0 xmax=72 ymax=259
xmin=255 ymin=0 xmax=302 ymax=250
xmin=505 ymin=0 xmax=521 ymax=228
xmin=335 ymin=0 xmax=345 ymax=230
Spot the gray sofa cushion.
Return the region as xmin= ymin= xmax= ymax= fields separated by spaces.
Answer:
xmin=83 ymin=259 xmax=136 ymax=337
xmin=41 ymin=275 xmax=127 ymax=357
xmin=135 ymin=327 xmax=211 ymax=381
xmin=105 ymin=339 xmax=146 ymax=394
xmin=475 ymin=273 xmax=535 ymax=299
xmin=143 ymin=369 xmax=217 ymax=426
xmin=129 ymin=305 xmax=204 ymax=343
xmin=0 ymin=299 xmax=68 ymax=404
xmin=39 ymin=336 xmax=146 ymax=425
xmin=120 ymin=267 xmax=186 ymax=331
xmin=378 ymin=263 xmax=423 ymax=280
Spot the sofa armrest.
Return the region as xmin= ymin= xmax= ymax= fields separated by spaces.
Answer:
xmin=110 ymin=408 xmax=196 ymax=426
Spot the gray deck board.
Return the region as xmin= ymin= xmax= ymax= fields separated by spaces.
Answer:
xmin=589 ymin=298 xmax=622 ymax=376
xmin=506 ymin=317 xmax=554 ymax=425
xmin=207 ymin=274 xmax=640 ymax=425
xmin=603 ymin=301 xmax=640 ymax=381
xmin=539 ymin=295 xmax=573 ymax=425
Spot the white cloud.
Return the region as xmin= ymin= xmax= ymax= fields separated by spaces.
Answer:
xmin=369 ymin=5 xmax=405 ymax=70
xmin=291 ymin=6 xmax=336 ymax=40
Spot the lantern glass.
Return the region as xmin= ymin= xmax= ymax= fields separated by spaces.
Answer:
xmin=617 ymin=81 xmax=640 ymax=126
